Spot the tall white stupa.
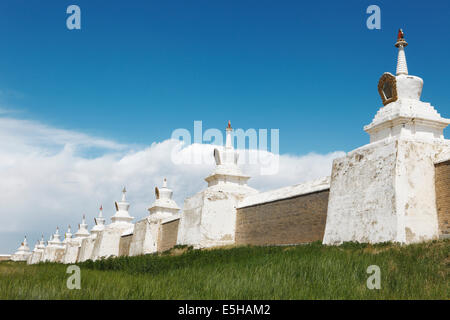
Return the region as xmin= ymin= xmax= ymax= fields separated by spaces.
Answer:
xmin=11 ymin=236 xmax=32 ymax=262
xmin=63 ymin=225 xmax=73 ymax=245
xmin=129 ymin=178 xmax=181 ymax=256
xmin=42 ymin=227 xmax=66 ymax=262
xmin=91 ymin=206 xmax=106 ymax=234
xmin=323 ymin=30 xmax=450 ymax=244
xmin=28 ymin=236 xmax=46 ymax=264
xmin=75 ymin=215 xmax=90 ymax=238
xmin=111 ymin=188 xmax=134 ymax=226
xmin=62 ymin=215 xmax=90 ymax=264
xmin=178 ymin=121 xmax=258 ymax=248
xmin=77 ymin=206 xmax=108 ymax=262
xmin=91 ymin=188 xmax=135 ymax=260
xmin=148 ymin=178 xmax=180 ymax=221
xmin=364 ymin=29 xmax=450 ymax=142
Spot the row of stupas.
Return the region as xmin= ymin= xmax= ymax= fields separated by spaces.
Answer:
xmin=13 ymin=178 xmax=183 ymax=263
xmin=10 ymin=29 xmax=450 ymax=262
xmin=12 ymin=118 xmax=255 ymax=263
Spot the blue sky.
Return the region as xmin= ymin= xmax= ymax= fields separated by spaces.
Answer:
xmin=1 ymin=0 xmax=449 ymax=154
xmin=1 ymin=0 xmax=450 ymax=253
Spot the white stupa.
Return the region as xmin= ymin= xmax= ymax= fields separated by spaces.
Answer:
xmin=129 ymin=179 xmax=181 ymax=256
xmin=11 ymin=236 xmax=32 ymax=262
xmin=178 ymin=121 xmax=258 ymax=248
xmin=75 ymin=215 xmax=90 ymax=238
xmin=41 ymin=227 xmax=66 ymax=263
xmin=364 ymin=29 xmax=450 ymax=142
xmin=148 ymin=178 xmax=180 ymax=221
xmin=111 ymin=188 xmax=134 ymax=226
xmin=91 ymin=188 xmax=135 ymax=260
xmin=47 ymin=227 xmax=64 ymax=248
xmin=38 ymin=235 xmax=46 ymax=250
xmin=205 ymin=121 xmax=251 ymax=187
xmin=28 ymin=236 xmax=46 ymax=264
xmin=63 ymin=226 xmax=73 ymax=245
xmin=323 ymin=29 xmax=450 ymax=245
xmin=63 ymin=216 xmax=89 ymax=264
xmin=91 ymin=206 xmax=106 ymax=234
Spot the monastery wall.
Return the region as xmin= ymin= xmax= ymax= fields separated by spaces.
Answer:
xmin=235 ymin=177 xmax=330 ymax=246
xmin=63 ymin=240 xmax=82 ymax=264
xmin=129 ymin=219 xmax=157 ymax=256
xmin=119 ymin=234 xmax=133 ymax=257
xmin=435 ymin=159 xmax=450 ymax=237
xmin=158 ymin=219 xmax=180 ymax=252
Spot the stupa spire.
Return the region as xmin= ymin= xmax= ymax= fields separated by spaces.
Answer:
xmin=122 ymin=187 xmax=127 ymax=201
xmin=92 ymin=204 xmax=106 ymax=233
xmin=65 ymin=225 xmax=72 ymax=241
xmin=75 ymin=214 xmax=90 ymax=238
xmin=50 ymin=227 xmax=61 ymax=244
xmin=395 ymin=29 xmax=408 ymax=76
xmin=111 ymin=187 xmax=134 ymax=225
xmin=225 ymin=120 xmax=233 ymax=149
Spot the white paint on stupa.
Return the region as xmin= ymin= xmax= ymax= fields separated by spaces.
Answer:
xmin=364 ymin=30 xmax=450 ymax=143
xmin=148 ymin=178 xmax=181 ymax=221
xmin=91 ymin=206 xmax=106 ymax=234
xmin=63 ymin=226 xmax=72 ymax=244
xmin=63 ymin=216 xmax=90 ymax=264
xmin=91 ymin=189 xmax=135 ymax=260
xmin=75 ymin=215 xmax=90 ymax=238
xmin=11 ymin=236 xmax=32 ymax=262
xmin=78 ymin=206 xmax=106 ymax=262
xmin=42 ymin=227 xmax=66 ymax=262
xmin=323 ymin=30 xmax=450 ymax=245
xmin=28 ymin=235 xmax=46 ymax=264
xmin=129 ymin=178 xmax=181 ymax=256
xmin=178 ymin=121 xmax=258 ymax=248
xmin=111 ymin=188 xmax=134 ymax=225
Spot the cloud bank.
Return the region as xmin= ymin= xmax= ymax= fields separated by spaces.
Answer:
xmin=0 ymin=116 xmax=345 ymax=253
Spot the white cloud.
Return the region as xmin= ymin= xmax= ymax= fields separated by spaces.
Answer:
xmin=0 ymin=116 xmax=345 ymax=253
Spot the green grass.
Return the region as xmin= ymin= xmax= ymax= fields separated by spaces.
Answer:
xmin=0 ymin=240 xmax=448 ymax=299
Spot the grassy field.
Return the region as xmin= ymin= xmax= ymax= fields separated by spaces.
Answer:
xmin=0 ymin=240 xmax=448 ymax=299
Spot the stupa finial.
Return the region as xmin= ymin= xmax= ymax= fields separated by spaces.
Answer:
xmin=163 ymin=178 xmax=167 ymax=188
xmin=395 ymin=28 xmax=408 ymax=75
xmin=122 ymin=187 xmax=127 ymax=201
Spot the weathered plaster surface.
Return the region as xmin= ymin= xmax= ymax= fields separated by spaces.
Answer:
xmin=128 ymin=218 xmax=157 ymax=256
xmin=178 ymin=184 xmax=256 ymax=248
xmin=62 ymin=239 xmax=82 ymax=264
xmin=78 ymin=236 xmax=97 ymax=262
xmin=323 ymin=137 xmax=450 ymax=244
xmin=91 ymin=223 xmax=133 ymax=260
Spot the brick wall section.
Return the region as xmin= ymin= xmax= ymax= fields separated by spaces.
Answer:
xmin=235 ymin=190 xmax=329 ymax=246
xmin=435 ymin=160 xmax=450 ymax=236
xmin=119 ymin=235 xmax=133 ymax=257
xmin=158 ymin=219 xmax=180 ymax=252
